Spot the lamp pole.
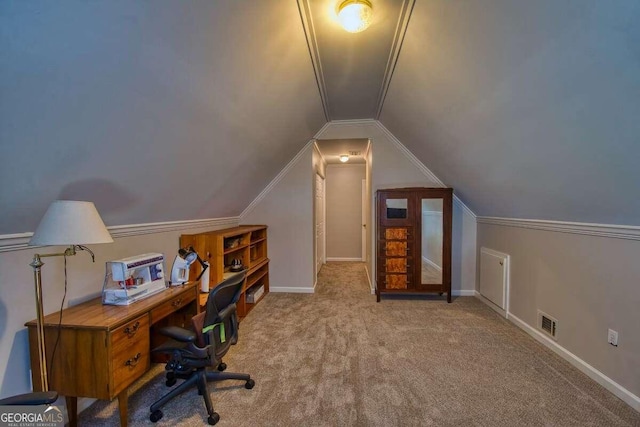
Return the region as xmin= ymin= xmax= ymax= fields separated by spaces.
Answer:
xmin=29 ymin=254 xmax=48 ymax=391
xmin=29 ymin=247 xmax=77 ymax=392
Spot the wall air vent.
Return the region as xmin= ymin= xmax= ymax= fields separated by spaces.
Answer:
xmin=538 ymin=310 xmax=558 ymax=340
xmin=348 ymin=151 xmax=361 ymax=156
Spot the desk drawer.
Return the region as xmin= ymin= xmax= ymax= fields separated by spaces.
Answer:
xmin=150 ymin=288 xmax=195 ymax=324
xmin=111 ymin=314 xmax=150 ymax=396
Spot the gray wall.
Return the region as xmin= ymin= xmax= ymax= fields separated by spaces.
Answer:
xmin=326 ymin=164 xmax=366 ymax=260
xmin=381 ymin=0 xmax=640 ymax=225
xmin=477 ymin=222 xmax=640 ymax=404
xmin=0 ymin=1 xmax=324 ymax=234
xmin=241 ymin=143 xmax=315 ymax=292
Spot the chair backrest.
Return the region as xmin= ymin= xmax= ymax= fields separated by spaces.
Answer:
xmin=197 ymin=271 xmax=246 ymax=361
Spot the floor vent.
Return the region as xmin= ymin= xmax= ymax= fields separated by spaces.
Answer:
xmin=538 ymin=310 xmax=558 ymax=339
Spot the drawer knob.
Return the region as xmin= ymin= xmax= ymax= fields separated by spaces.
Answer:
xmin=125 ymin=352 xmax=142 ymax=367
xmin=124 ymin=321 xmax=140 ymax=338
xmin=171 ymin=298 xmax=183 ymax=308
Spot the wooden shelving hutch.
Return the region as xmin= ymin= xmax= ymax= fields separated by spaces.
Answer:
xmin=180 ymin=225 xmax=269 ymax=319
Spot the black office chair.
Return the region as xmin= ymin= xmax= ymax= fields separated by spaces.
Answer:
xmin=149 ymin=271 xmax=254 ymax=425
xmin=0 ymin=391 xmax=58 ymax=406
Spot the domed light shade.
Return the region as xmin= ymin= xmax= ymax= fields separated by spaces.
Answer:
xmin=339 ymin=154 xmax=350 ymax=163
xmin=337 ymin=0 xmax=373 ymax=33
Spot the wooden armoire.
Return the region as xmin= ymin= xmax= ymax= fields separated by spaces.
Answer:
xmin=376 ymin=187 xmax=453 ymax=302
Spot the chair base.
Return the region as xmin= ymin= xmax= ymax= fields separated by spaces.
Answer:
xmin=149 ymin=367 xmax=253 ymax=425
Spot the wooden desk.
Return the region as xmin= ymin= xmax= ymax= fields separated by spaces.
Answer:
xmin=25 ymin=282 xmax=199 ymax=427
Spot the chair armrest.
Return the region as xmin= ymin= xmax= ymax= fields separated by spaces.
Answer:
xmin=159 ymin=326 xmax=197 ymax=343
xmin=0 ymin=391 xmax=58 ymax=406
xmin=217 ymin=303 xmax=236 ymax=322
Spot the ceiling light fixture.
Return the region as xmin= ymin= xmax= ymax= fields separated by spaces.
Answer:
xmin=337 ymin=0 xmax=373 ymax=33
xmin=339 ymin=154 xmax=349 ymax=163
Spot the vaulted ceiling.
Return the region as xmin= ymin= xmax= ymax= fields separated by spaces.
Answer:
xmin=1 ymin=0 xmax=639 ymax=234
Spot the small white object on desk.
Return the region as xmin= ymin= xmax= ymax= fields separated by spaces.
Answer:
xmin=201 ymin=261 xmax=210 ymax=293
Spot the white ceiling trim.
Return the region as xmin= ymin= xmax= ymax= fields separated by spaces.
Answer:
xmin=240 ymin=122 xmax=332 ymax=220
xmin=297 ymin=0 xmax=330 ymax=121
xmin=375 ymin=120 xmax=444 ymax=185
xmin=240 ymin=139 xmax=315 ymax=219
xmin=373 ymin=121 xmax=476 ymax=219
xmin=478 ymin=217 xmax=640 ymax=241
xmin=375 ymin=0 xmax=416 ymax=119
xmin=0 ymin=216 xmax=240 ymax=253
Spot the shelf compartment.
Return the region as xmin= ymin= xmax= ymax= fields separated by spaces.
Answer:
xmin=223 ymin=243 xmax=249 ymax=255
xmin=244 ymin=275 xmax=268 ymax=310
xmin=250 ymin=228 xmax=267 ymax=242
xmin=245 ymin=269 xmax=268 ymax=291
xmin=181 ymin=225 xmax=269 ymax=317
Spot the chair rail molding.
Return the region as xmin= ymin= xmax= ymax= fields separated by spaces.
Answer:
xmin=0 ymin=216 xmax=240 ymax=253
xmin=478 ymin=216 xmax=640 ymax=241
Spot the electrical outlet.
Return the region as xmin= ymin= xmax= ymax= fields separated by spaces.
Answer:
xmin=608 ymin=329 xmax=618 ymax=347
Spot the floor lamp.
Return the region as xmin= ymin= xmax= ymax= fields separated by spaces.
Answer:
xmin=28 ymin=200 xmax=113 ymax=391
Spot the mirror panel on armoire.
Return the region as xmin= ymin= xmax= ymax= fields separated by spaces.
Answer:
xmin=420 ymin=198 xmax=443 ymax=286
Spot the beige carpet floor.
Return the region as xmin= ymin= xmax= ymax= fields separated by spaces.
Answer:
xmin=79 ymin=262 xmax=640 ymax=426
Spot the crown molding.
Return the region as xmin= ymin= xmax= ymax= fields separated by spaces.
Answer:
xmin=373 ymin=121 xmax=477 ymax=219
xmin=478 ymin=216 xmax=640 ymax=241
xmin=374 ymin=121 xmax=443 ymax=185
xmin=241 ymin=122 xmax=332 ymax=220
xmin=297 ymin=0 xmax=330 ymax=121
xmin=325 ymin=118 xmax=377 ymax=126
xmin=0 ymin=216 xmax=239 ymax=253
xmin=376 ymin=0 xmax=416 ymax=119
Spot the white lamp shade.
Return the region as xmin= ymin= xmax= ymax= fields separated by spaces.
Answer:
xmin=29 ymin=200 xmax=114 ymax=246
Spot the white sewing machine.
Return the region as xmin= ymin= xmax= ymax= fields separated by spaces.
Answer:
xmin=102 ymin=253 xmax=167 ymax=305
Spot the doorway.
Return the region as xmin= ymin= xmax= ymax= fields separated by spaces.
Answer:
xmin=313 ymin=139 xmax=371 ymax=279
xmin=315 ymin=173 xmax=325 ymax=276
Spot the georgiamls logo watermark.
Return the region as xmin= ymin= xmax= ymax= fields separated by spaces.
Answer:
xmin=0 ymin=404 xmax=64 ymax=427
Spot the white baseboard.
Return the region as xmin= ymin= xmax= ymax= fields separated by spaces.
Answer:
xmin=269 ymin=286 xmax=315 ymax=294
xmin=326 ymin=257 xmax=363 ymax=262
xmin=507 ymin=312 xmax=640 ymax=412
xmin=364 ymin=265 xmax=374 ymax=293
xmin=474 ymin=290 xmax=507 ymax=318
xmin=451 ymin=290 xmax=475 ymax=296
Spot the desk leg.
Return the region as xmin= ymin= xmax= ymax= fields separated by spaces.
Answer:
xmin=117 ymin=390 xmax=128 ymax=426
xmin=65 ymin=396 xmax=77 ymax=427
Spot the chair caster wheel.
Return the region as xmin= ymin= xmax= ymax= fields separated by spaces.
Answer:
xmin=217 ymin=362 xmax=227 ymax=372
xmin=150 ymin=410 xmax=163 ymax=422
xmin=245 ymin=379 xmax=255 ymax=389
xmin=208 ymin=412 xmax=220 ymax=425
xmin=166 ymin=377 xmax=176 ymax=387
